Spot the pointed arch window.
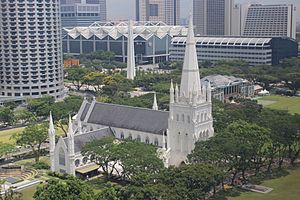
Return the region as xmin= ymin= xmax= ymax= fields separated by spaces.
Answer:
xmin=145 ymin=137 xmax=150 ymax=144
xmin=128 ymin=134 xmax=132 ymax=140
xmin=82 ymin=157 xmax=88 ymax=164
xmin=154 ymin=138 xmax=159 ymax=146
xmin=75 ymin=159 xmax=80 ymax=167
xmin=136 ymin=135 xmax=141 ymax=142
xmin=59 ymin=148 xmax=65 ymax=166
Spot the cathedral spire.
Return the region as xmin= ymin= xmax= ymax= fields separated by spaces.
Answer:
xmin=48 ymin=112 xmax=56 ymax=172
xmin=179 ymin=14 xmax=201 ymax=100
xmin=127 ymin=20 xmax=136 ymax=80
xmin=152 ymin=92 xmax=158 ymax=110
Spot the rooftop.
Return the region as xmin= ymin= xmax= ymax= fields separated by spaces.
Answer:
xmin=81 ymin=102 xmax=169 ymax=135
xmin=63 ymin=21 xmax=188 ymax=40
xmin=201 ymin=75 xmax=249 ymax=89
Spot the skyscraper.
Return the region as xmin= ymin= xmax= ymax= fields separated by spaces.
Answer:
xmin=0 ymin=0 xmax=64 ymax=100
xmin=61 ymin=0 xmax=107 ymax=27
xmin=136 ymin=0 xmax=180 ymax=25
xmin=243 ymin=4 xmax=296 ymax=39
xmin=193 ymin=0 xmax=233 ymax=35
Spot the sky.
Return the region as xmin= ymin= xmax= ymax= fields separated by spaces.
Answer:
xmin=107 ymin=0 xmax=300 ymax=22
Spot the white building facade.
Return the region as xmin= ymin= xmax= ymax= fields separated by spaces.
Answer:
xmin=243 ymin=4 xmax=296 ymax=39
xmin=50 ymin=15 xmax=214 ymax=175
xmin=0 ymin=0 xmax=64 ymax=101
xmin=170 ymin=36 xmax=298 ymax=66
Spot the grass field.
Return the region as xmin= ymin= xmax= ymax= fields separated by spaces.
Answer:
xmin=257 ymin=95 xmax=300 ymax=114
xmin=229 ymin=167 xmax=300 ymax=200
xmin=21 ymin=185 xmax=39 ymax=200
xmin=0 ymin=125 xmax=66 ymax=145
xmin=0 ymin=127 xmax=25 ymax=144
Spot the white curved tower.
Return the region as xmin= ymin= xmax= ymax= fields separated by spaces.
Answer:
xmin=0 ymin=0 xmax=64 ymax=100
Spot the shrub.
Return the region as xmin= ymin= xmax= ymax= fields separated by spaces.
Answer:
xmin=33 ymin=161 xmax=50 ymax=170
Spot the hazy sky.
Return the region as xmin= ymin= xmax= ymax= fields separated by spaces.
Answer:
xmin=107 ymin=0 xmax=300 ymax=21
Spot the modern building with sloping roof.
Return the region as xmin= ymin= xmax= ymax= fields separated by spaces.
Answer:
xmin=62 ymin=21 xmax=187 ymax=64
xmin=49 ymin=15 xmax=214 ymax=177
xmin=170 ymin=36 xmax=298 ymax=65
xmin=201 ymin=75 xmax=254 ymax=102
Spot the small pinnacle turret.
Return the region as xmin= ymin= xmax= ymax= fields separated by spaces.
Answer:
xmin=152 ymin=92 xmax=158 ymax=110
xmin=170 ymin=80 xmax=175 ymax=103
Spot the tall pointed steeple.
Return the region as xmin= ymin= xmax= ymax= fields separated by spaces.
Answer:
xmin=67 ymin=115 xmax=75 ymax=176
xmin=152 ymin=92 xmax=158 ymax=110
xmin=179 ymin=14 xmax=201 ymax=100
xmin=48 ymin=112 xmax=56 ymax=172
xmin=127 ymin=20 xmax=136 ymax=80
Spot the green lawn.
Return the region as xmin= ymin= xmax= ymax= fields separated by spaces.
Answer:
xmin=257 ymin=95 xmax=300 ymax=114
xmin=229 ymin=167 xmax=300 ymax=200
xmin=0 ymin=127 xmax=25 ymax=144
xmin=0 ymin=125 xmax=66 ymax=145
xmin=21 ymin=185 xmax=40 ymax=200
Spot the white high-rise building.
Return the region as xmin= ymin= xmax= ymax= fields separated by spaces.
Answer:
xmin=61 ymin=0 xmax=107 ymax=27
xmin=136 ymin=0 xmax=180 ymax=25
xmin=243 ymin=4 xmax=296 ymax=39
xmin=193 ymin=0 xmax=234 ymax=36
xmin=0 ymin=0 xmax=64 ymax=100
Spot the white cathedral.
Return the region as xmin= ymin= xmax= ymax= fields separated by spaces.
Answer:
xmin=49 ymin=16 xmax=214 ymax=177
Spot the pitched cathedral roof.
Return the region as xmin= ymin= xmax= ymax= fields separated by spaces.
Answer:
xmin=64 ymin=127 xmax=113 ymax=153
xmin=80 ymin=102 xmax=169 ymax=135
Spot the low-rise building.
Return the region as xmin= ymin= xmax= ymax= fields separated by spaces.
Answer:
xmin=201 ymin=75 xmax=254 ymax=102
xmin=64 ymin=59 xmax=80 ymax=68
xmin=62 ymin=21 xmax=187 ymax=64
xmin=170 ymin=36 xmax=298 ymax=66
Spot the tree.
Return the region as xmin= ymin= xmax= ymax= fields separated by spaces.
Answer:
xmin=27 ymin=96 xmax=55 ymax=118
xmin=82 ymin=138 xmax=164 ymax=181
xmin=189 ymin=120 xmax=270 ymax=184
xmin=66 ymin=66 xmax=91 ymax=90
xmin=0 ymin=106 xmax=14 ymax=126
xmin=123 ymin=164 xmax=224 ymax=200
xmin=96 ymin=184 xmax=120 ymax=200
xmin=281 ymin=72 xmax=300 ymax=95
xmin=14 ymin=107 xmax=36 ymax=124
xmin=118 ymin=140 xmax=164 ymax=181
xmin=0 ymin=142 xmax=15 ymax=157
xmin=82 ymin=137 xmax=119 ymax=179
xmin=51 ymin=96 xmax=83 ymax=135
xmin=83 ymin=71 xmax=106 ymax=93
xmin=13 ymin=123 xmax=48 ymax=163
xmin=258 ymin=109 xmax=299 ymax=169
xmin=0 ymin=188 xmax=22 ymax=200
xmin=34 ymin=177 xmax=95 ymax=200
